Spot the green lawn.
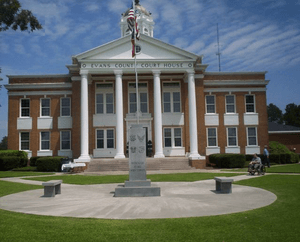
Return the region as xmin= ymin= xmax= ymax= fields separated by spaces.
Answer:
xmin=23 ymin=172 xmax=243 ymax=184
xmin=0 ymin=171 xmax=55 ymax=178
xmin=0 ymin=173 xmax=299 ymax=241
xmin=224 ymin=163 xmax=300 ymax=173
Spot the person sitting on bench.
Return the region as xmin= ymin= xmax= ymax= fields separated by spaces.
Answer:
xmin=248 ymin=153 xmax=262 ymax=172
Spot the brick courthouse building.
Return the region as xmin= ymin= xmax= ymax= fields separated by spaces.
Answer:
xmin=5 ymin=2 xmax=269 ymax=166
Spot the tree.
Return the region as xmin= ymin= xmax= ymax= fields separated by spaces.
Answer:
xmin=283 ymin=103 xmax=300 ymax=127
xmin=267 ymin=103 xmax=283 ymax=124
xmin=0 ymin=136 xmax=7 ymax=150
xmin=0 ymin=0 xmax=42 ymax=32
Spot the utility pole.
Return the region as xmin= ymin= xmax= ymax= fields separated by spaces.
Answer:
xmin=216 ymin=23 xmax=222 ymax=72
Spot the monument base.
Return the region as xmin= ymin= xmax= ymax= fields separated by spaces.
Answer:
xmin=125 ymin=179 xmax=151 ymax=187
xmin=114 ymin=186 xmax=161 ymax=197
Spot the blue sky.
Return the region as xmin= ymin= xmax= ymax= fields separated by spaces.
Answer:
xmin=0 ymin=0 xmax=300 ymax=141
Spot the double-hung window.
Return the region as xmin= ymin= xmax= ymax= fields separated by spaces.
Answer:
xmin=40 ymin=131 xmax=50 ymax=150
xmin=20 ymin=99 xmax=30 ymax=117
xmin=206 ymin=95 xmax=216 ymax=113
xmin=207 ymin=128 xmax=217 ymax=147
xmin=164 ymin=128 xmax=182 ymax=147
xmin=247 ymin=127 xmax=257 ymax=146
xmin=97 ymin=129 xmax=115 ymax=149
xmin=225 ymin=95 xmax=235 ymax=113
xmin=96 ymin=83 xmax=114 ymax=114
xmin=245 ymin=95 xmax=255 ymax=113
xmin=20 ymin=132 xmax=30 ymax=150
xmin=61 ymin=131 xmax=71 ymax=150
xmin=61 ymin=98 xmax=71 ymax=116
xmin=41 ymin=98 xmax=50 ymax=117
xmin=128 ymin=83 xmax=148 ymax=113
xmin=227 ymin=127 xmax=238 ymax=147
xmin=163 ymin=82 xmax=181 ymax=113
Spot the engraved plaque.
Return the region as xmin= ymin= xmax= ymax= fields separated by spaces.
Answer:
xmin=129 ymin=124 xmax=146 ymax=181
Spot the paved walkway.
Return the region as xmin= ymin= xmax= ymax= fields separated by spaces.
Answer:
xmin=0 ymin=171 xmax=277 ymax=219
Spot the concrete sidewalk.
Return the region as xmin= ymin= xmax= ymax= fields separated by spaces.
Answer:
xmin=0 ymin=174 xmax=277 ymax=220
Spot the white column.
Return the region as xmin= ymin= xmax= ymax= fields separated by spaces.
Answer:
xmin=114 ymin=70 xmax=125 ymax=159
xmin=187 ymin=70 xmax=202 ymax=160
xmin=153 ymin=70 xmax=165 ymax=158
xmin=75 ymin=70 xmax=91 ymax=163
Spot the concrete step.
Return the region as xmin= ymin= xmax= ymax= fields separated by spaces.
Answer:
xmin=86 ymin=157 xmax=194 ymax=172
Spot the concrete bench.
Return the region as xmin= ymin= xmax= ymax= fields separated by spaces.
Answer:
xmin=214 ymin=177 xmax=234 ymax=194
xmin=42 ymin=180 xmax=62 ymax=197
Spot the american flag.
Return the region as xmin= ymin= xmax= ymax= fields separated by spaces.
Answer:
xmin=127 ymin=7 xmax=139 ymax=57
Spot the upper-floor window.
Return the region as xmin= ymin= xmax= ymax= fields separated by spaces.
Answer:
xmin=164 ymin=127 xmax=182 ymax=147
xmin=61 ymin=98 xmax=71 ymax=117
xmin=206 ymin=95 xmax=216 ymax=113
xmin=227 ymin=127 xmax=238 ymax=147
xmin=20 ymin=132 xmax=30 ymax=150
xmin=20 ymin=99 xmax=30 ymax=117
xmin=41 ymin=98 xmax=50 ymax=117
xmin=128 ymin=83 xmax=148 ymax=114
xmin=60 ymin=131 xmax=71 ymax=150
xmin=40 ymin=131 xmax=50 ymax=150
xmin=226 ymin=95 xmax=235 ymax=113
xmin=247 ymin=127 xmax=257 ymax=146
xmin=163 ymin=82 xmax=181 ymax=113
xmin=245 ymin=95 xmax=255 ymax=113
xmin=96 ymin=83 xmax=114 ymax=114
xmin=207 ymin=128 xmax=217 ymax=147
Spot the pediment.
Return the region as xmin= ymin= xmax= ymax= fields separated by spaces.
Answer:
xmin=74 ymin=34 xmax=199 ymax=61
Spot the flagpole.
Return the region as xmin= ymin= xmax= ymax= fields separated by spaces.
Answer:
xmin=133 ymin=0 xmax=140 ymax=124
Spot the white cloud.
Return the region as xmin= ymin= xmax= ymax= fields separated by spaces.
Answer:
xmin=85 ymin=3 xmax=99 ymax=12
xmin=107 ymin=0 xmax=128 ymax=14
xmin=0 ymin=41 xmax=9 ymax=54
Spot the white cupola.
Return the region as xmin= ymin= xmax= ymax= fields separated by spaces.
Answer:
xmin=120 ymin=0 xmax=155 ymax=38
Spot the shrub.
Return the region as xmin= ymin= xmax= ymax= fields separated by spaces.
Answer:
xmin=36 ymin=157 xmax=65 ymax=172
xmin=209 ymin=154 xmax=246 ymax=168
xmin=269 ymin=141 xmax=291 ymax=154
xmin=0 ymin=150 xmax=28 ymax=168
xmin=0 ymin=156 xmax=22 ymax=171
xmin=270 ymin=154 xmax=281 ymax=164
xmin=29 ymin=156 xmax=51 ymax=167
xmin=291 ymin=153 xmax=300 ymax=163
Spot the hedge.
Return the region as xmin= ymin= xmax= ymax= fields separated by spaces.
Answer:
xmin=209 ymin=154 xmax=246 ymax=168
xmin=36 ymin=157 xmax=66 ymax=172
xmin=0 ymin=150 xmax=28 ymax=170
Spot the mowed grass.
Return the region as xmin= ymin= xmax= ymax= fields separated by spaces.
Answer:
xmin=23 ymin=172 xmax=243 ymax=185
xmin=224 ymin=163 xmax=300 ymax=173
xmin=0 ymin=174 xmax=299 ymax=241
xmin=0 ymin=171 xmax=55 ymax=178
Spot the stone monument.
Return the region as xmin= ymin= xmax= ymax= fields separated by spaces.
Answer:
xmin=114 ymin=124 xmax=160 ymax=197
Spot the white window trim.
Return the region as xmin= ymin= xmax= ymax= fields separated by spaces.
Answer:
xmin=40 ymin=98 xmax=51 ymax=117
xmin=225 ymin=94 xmax=236 ymax=114
xmin=96 ymin=129 xmax=115 ymax=149
xmin=128 ymin=82 xmax=149 ymax=114
xmin=163 ymin=127 xmax=182 ymax=148
xmin=20 ymin=98 xmax=30 ymax=118
xmin=95 ymin=82 xmax=114 ymax=115
xmin=60 ymin=97 xmax=71 ymax=117
xmin=205 ymin=95 xmax=216 ymax=114
xmin=246 ymin=127 xmax=258 ymax=146
xmin=207 ymin=127 xmax=218 ymax=147
xmin=162 ymin=82 xmax=181 ymax=113
xmin=19 ymin=132 xmax=30 ymax=151
xmin=245 ymin=94 xmax=256 ymax=113
xmin=60 ymin=130 xmax=71 ymax=151
xmin=226 ymin=127 xmax=238 ymax=147
xmin=40 ymin=131 xmax=51 ymax=151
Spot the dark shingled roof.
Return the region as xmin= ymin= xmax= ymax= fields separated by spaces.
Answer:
xmin=268 ymin=122 xmax=300 ymax=132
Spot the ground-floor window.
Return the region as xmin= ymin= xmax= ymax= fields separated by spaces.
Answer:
xmin=20 ymin=132 xmax=30 ymax=150
xmin=40 ymin=131 xmax=50 ymax=150
xmin=207 ymin=128 xmax=217 ymax=147
xmin=164 ymin=127 xmax=182 ymax=147
xmin=96 ymin=129 xmax=115 ymax=149
xmin=247 ymin=127 xmax=257 ymax=146
xmin=227 ymin=127 xmax=238 ymax=147
xmin=60 ymin=131 xmax=71 ymax=150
